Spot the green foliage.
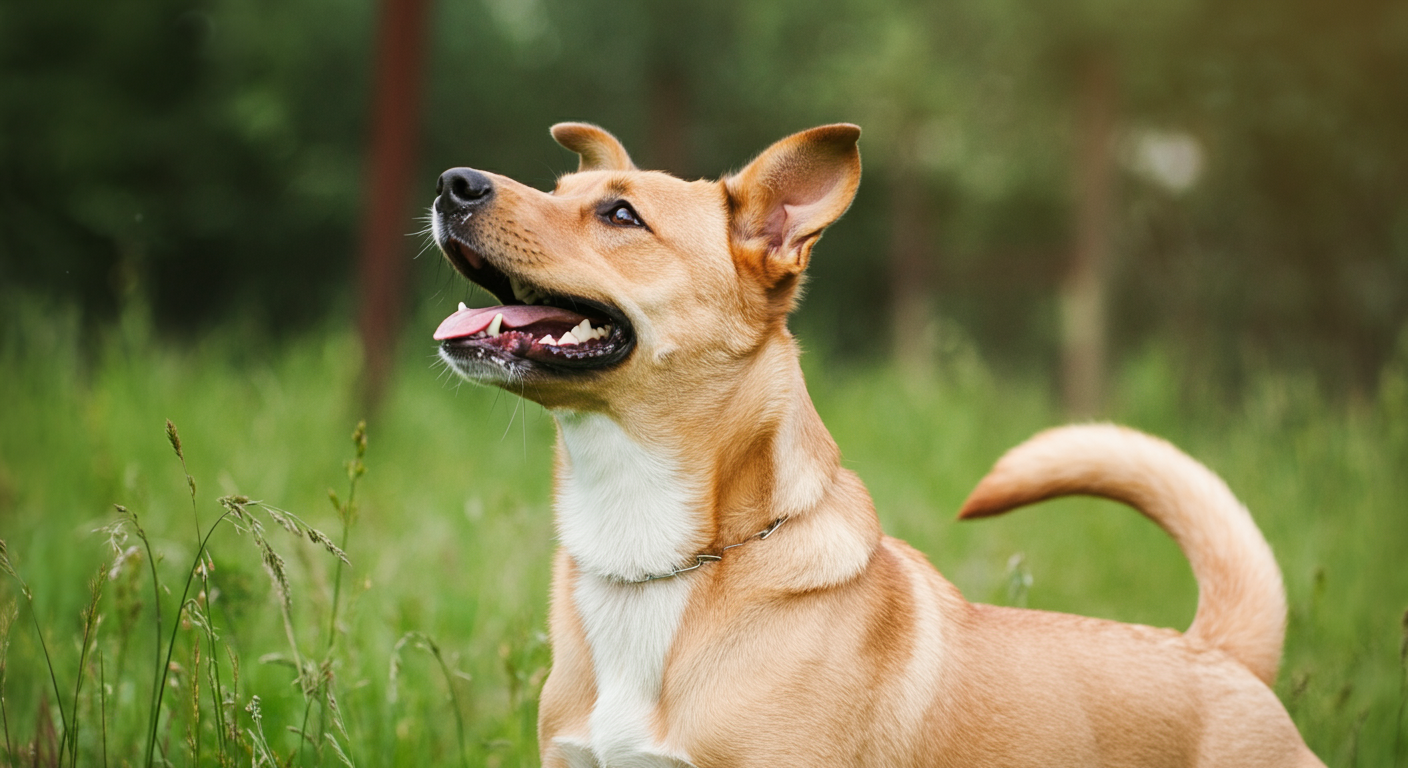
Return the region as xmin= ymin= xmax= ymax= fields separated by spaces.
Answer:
xmin=0 ymin=0 xmax=369 ymax=329
xmin=2 ymin=0 xmax=1405 ymax=387
xmin=0 ymin=299 xmax=1405 ymax=765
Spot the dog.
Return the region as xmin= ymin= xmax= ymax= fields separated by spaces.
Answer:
xmin=429 ymin=123 xmax=1323 ymax=767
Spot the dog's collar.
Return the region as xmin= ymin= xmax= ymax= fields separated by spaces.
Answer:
xmin=624 ymin=516 xmax=790 ymax=584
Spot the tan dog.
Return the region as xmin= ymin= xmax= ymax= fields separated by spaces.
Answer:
xmin=430 ymin=123 xmax=1323 ymax=767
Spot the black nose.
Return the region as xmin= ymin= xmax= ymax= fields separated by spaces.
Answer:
xmin=435 ymin=167 xmax=493 ymax=214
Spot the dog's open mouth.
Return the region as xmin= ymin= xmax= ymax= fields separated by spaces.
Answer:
xmin=434 ymin=239 xmax=634 ymax=372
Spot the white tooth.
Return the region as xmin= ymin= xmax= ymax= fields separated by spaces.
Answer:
xmin=558 ymin=331 xmax=580 ymax=345
xmin=574 ymin=319 xmax=592 ymax=337
xmin=540 ymin=334 xmax=556 ymax=345
xmin=458 ymin=301 xmax=468 ymax=312
xmin=488 ymin=313 xmax=504 ymax=337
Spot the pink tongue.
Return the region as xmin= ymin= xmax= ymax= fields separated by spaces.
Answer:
xmin=433 ymin=304 xmax=587 ymax=341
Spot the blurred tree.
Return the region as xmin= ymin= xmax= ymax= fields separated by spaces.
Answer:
xmin=357 ymin=0 xmax=431 ymax=408
xmin=0 ymin=0 xmax=371 ymax=332
xmin=2 ymin=0 xmax=1405 ymax=397
xmin=1062 ymin=50 xmax=1118 ymax=417
xmin=1117 ymin=0 xmax=1408 ymax=391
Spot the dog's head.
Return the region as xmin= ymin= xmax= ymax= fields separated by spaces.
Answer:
xmin=431 ymin=123 xmax=860 ymax=410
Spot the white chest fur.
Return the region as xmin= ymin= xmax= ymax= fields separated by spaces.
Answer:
xmin=554 ymin=413 xmax=702 ymax=767
xmin=564 ymin=575 xmax=696 ymax=767
xmin=556 ymin=412 xmax=704 ymax=582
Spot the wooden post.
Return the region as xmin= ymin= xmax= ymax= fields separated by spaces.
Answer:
xmin=647 ymin=66 xmax=690 ymax=176
xmin=1061 ymin=52 xmax=1117 ymax=417
xmin=357 ymin=0 xmax=431 ymax=411
xmin=890 ymin=123 xmax=934 ymax=373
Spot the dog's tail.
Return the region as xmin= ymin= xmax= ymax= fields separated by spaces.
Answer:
xmin=958 ymin=424 xmax=1286 ymax=686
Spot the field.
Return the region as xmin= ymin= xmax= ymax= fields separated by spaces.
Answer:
xmin=1 ymin=299 xmax=1405 ymax=767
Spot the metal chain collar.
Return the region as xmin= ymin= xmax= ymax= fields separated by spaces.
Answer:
xmin=626 ymin=516 xmax=790 ymax=584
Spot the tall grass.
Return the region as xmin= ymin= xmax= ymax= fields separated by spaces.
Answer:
xmin=0 ymin=296 xmax=1404 ymax=765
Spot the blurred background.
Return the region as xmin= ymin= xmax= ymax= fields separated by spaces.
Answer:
xmin=2 ymin=0 xmax=1407 ymax=766
xmin=4 ymin=0 xmax=1406 ymax=406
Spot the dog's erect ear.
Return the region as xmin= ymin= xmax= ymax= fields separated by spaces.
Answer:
xmin=550 ymin=122 xmax=637 ymax=172
xmin=725 ymin=124 xmax=861 ymax=286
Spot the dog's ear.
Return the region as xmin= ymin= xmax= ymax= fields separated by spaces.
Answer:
xmin=551 ymin=123 xmax=637 ymax=172
xmin=725 ymin=124 xmax=861 ymax=289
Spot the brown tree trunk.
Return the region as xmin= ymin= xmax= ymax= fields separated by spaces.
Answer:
xmin=1061 ymin=52 xmax=1117 ymax=417
xmin=647 ymin=67 xmax=690 ymax=176
xmin=357 ymin=0 xmax=432 ymax=411
xmin=891 ymin=122 xmax=934 ymax=372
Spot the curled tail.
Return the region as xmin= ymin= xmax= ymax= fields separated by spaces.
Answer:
xmin=958 ymin=424 xmax=1286 ymax=686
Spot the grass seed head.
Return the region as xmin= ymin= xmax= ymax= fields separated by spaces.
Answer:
xmin=95 ymin=519 xmax=129 ymax=556
xmin=113 ymin=504 xmax=150 ymax=539
xmin=83 ymin=565 xmax=108 ymax=622
xmin=0 ymin=541 xmax=28 ymax=599
xmin=107 ymin=545 xmax=141 ymax=581
xmin=324 ymin=733 xmax=355 ymax=768
xmin=352 ymin=420 xmax=367 ymax=458
xmin=262 ymin=506 xmax=301 ymax=536
xmin=0 ymin=600 xmax=16 ymax=662
xmin=305 ymin=527 xmax=350 ymax=565
xmin=1400 ymin=609 xmax=1407 ymax=663
xmin=388 ymin=633 xmax=411 ymax=703
xmin=165 ymin=419 xmax=184 ymax=460
xmin=257 ymin=537 xmax=291 ymax=610
xmin=325 ymin=684 xmax=352 ymax=741
xmin=245 ymin=694 xmax=262 ymax=723
xmin=218 ymin=495 xmax=255 ymax=528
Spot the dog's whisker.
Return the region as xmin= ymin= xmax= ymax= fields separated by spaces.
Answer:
xmin=519 ymin=381 xmax=529 ymax=460
xmin=500 ymin=394 xmax=521 ymax=443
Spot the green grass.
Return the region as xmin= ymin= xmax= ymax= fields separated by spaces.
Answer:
xmin=0 ymin=297 xmax=1405 ymax=766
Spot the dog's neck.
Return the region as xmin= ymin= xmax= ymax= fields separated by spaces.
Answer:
xmin=551 ymin=336 xmax=877 ymax=585
xmin=548 ymin=336 xmax=882 ymax=766
xmin=553 ymin=410 xmax=706 ymax=581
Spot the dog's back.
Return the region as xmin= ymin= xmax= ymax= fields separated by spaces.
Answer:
xmin=920 ymin=599 xmax=1314 ymax=766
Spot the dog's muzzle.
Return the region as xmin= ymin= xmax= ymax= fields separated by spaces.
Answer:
xmin=430 ymin=164 xmax=637 ymax=380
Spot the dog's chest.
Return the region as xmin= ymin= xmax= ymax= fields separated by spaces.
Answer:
xmin=558 ymin=575 xmax=695 ymax=768
xmin=555 ymin=413 xmax=704 ymax=581
xmin=553 ymin=414 xmax=701 ymax=767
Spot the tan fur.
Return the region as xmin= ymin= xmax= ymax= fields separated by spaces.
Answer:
xmin=959 ymin=424 xmax=1288 ymax=687
xmin=438 ymin=123 xmax=1324 ymax=766
xmin=551 ymin=122 xmax=639 ymax=172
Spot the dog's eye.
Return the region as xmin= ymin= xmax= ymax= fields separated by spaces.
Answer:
xmin=605 ymin=203 xmax=645 ymax=228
